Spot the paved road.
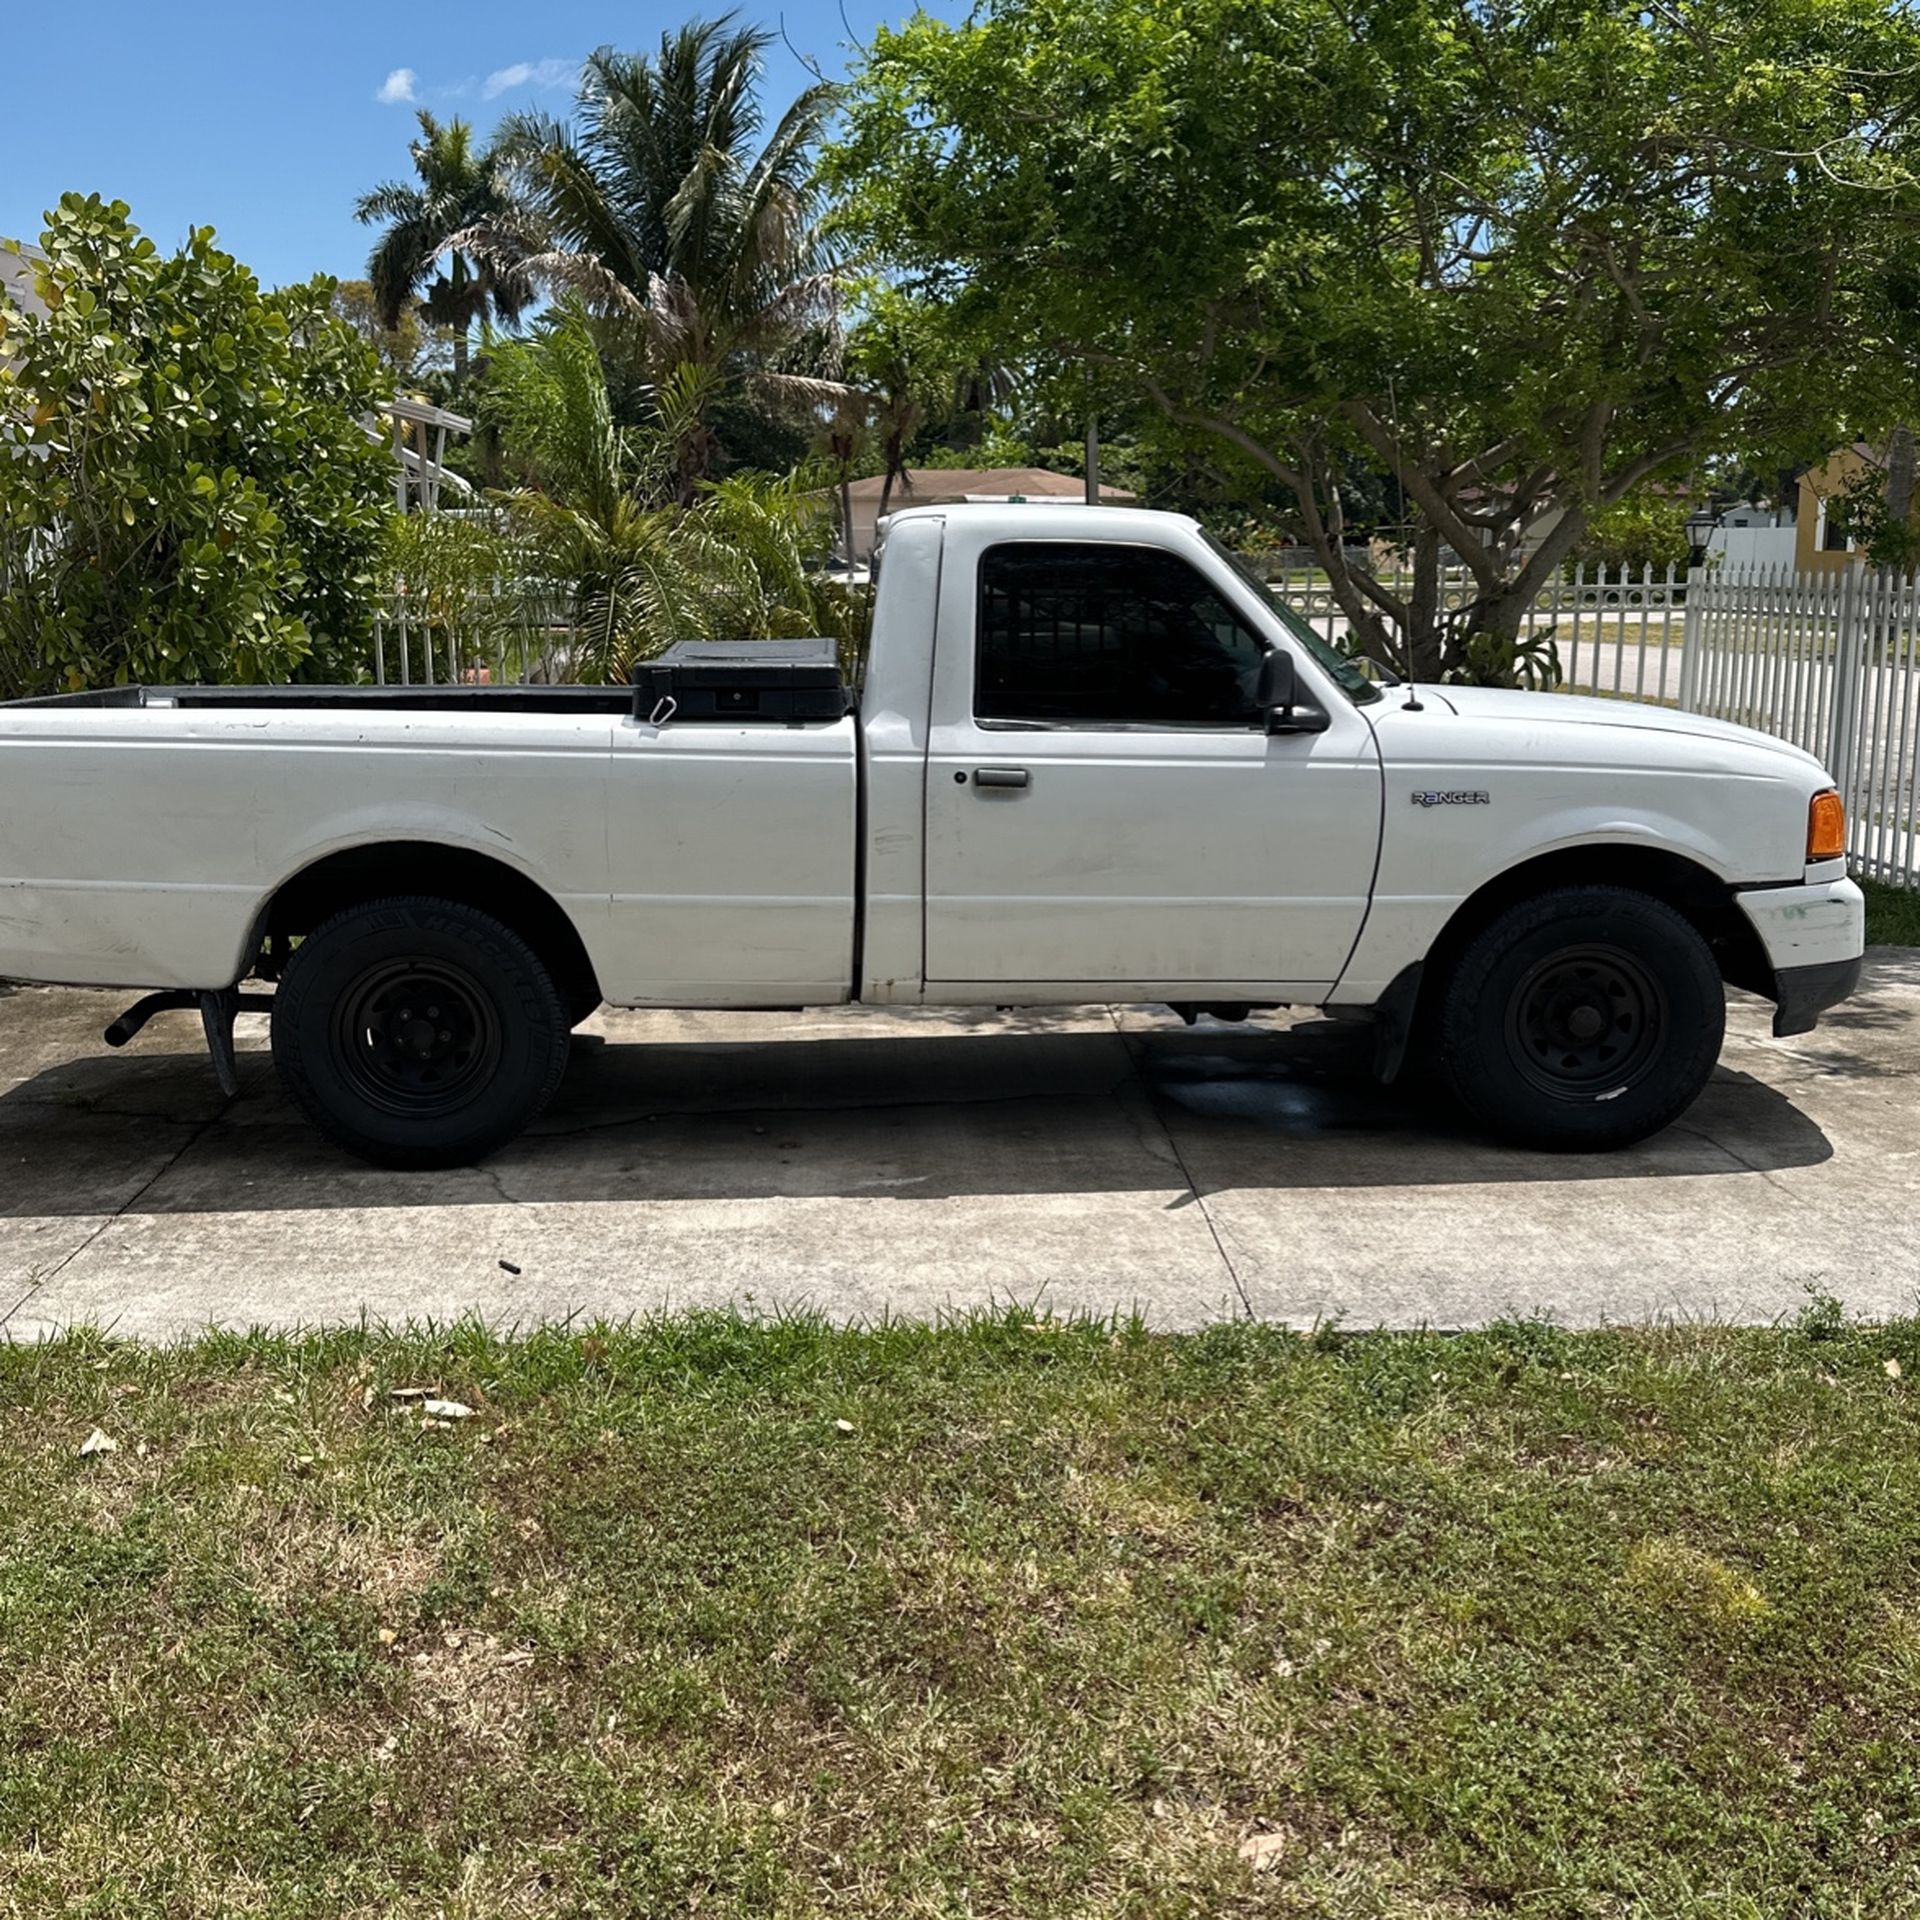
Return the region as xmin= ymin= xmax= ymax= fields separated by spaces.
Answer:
xmin=2 ymin=956 xmax=1916 ymax=1339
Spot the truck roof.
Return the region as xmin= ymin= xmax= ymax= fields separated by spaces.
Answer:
xmin=877 ymin=501 xmax=1200 ymax=540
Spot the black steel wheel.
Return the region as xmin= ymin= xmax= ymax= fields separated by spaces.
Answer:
xmin=1503 ymin=944 xmax=1667 ymax=1099
xmin=332 ymin=959 xmax=504 ymax=1118
xmin=272 ymin=896 xmax=570 ymax=1168
xmin=1437 ymin=886 xmax=1724 ymax=1150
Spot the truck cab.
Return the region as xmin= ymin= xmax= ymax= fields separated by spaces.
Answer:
xmin=856 ymin=506 xmax=1384 ymax=1006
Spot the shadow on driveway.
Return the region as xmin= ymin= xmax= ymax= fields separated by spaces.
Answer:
xmin=0 ymin=1014 xmax=1833 ymax=1218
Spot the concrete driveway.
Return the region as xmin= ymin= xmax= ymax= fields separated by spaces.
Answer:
xmin=2 ymin=954 xmax=1916 ymax=1339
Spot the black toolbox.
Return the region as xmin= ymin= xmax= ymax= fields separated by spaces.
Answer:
xmin=631 ymin=638 xmax=852 ymax=722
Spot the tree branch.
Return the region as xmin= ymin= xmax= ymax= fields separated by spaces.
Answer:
xmin=1341 ymin=399 xmax=1505 ymax=590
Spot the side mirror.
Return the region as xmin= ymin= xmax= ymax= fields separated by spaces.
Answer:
xmin=1255 ymin=651 xmax=1331 ymax=735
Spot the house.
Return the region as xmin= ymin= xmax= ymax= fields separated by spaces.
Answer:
xmin=0 ymin=242 xmax=48 ymax=329
xmin=0 ymin=243 xmax=49 ymax=383
xmin=1792 ymin=439 xmax=1917 ymax=572
xmin=827 ymin=466 xmax=1136 ymax=564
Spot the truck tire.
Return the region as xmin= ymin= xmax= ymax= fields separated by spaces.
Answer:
xmin=1436 ymin=886 xmax=1725 ymax=1151
xmin=270 ymin=895 xmax=570 ymax=1169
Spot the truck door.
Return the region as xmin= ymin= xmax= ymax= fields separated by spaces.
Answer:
xmin=921 ymin=530 xmax=1383 ymax=995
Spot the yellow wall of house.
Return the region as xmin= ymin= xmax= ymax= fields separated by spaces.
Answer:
xmin=1796 ymin=447 xmax=1879 ymax=572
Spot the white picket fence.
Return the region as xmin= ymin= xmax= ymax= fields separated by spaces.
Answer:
xmin=370 ymin=586 xmax=575 ymax=688
xmin=1537 ymin=563 xmax=1688 ymax=702
xmin=1679 ymin=565 xmax=1920 ymax=888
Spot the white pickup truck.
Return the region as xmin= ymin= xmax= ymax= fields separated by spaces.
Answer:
xmin=0 ymin=505 xmax=1864 ymax=1167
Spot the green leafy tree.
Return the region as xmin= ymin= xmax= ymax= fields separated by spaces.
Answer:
xmin=470 ymin=20 xmax=846 ymax=496
xmin=830 ymin=0 xmax=1920 ymax=679
xmin=355 ymin=111 xmax=529 ymax=381
xmin=0 ymin=195 xmax=393 ymax=696
xmin=842 ymin=288 xmax=983 ymax=518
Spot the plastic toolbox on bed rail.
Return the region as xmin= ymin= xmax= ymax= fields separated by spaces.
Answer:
xmin=631 ymin=638 xmax=853 ymax=722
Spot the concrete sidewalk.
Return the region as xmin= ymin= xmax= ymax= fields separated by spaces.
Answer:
xmin=3 ymin=953 xmax=1917 ymax=1339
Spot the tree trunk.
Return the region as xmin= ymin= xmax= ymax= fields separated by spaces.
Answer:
xmin=452 ymin=330 xmax=469 ymax=383
xmin=1466 ymin=503 xmax=1594 ymax=683
xmin=1886 ymin=424 xmax=1915 ymax=530
xmin=1407 ymin=527 xmax=1442 ymax=681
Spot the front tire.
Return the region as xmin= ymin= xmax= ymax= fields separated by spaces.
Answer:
xmin=271 ymin=896 xmax=570 ymax=1168
xmin=1436 ymin=886 xmax=1725 ymax=1151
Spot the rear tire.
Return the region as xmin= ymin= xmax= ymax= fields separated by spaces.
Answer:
xmin=271 ymin=895 xmax=570 ymax=1169
xmin=1436 ymin=886 xmax=1724 ymax=1151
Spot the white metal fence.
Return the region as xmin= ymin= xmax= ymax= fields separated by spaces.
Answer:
xmin=370 ymin=586 xmax=576 ymax=688
xmin=1679 ymin=564 xmax=1920 ymax=889
xmin=1535 ymin=563 xmax=1688 ymax=703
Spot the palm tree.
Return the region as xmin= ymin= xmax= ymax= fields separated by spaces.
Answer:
xmin=465 ymin=19 xmax=845 ymax=497
xmin=478 ymin=308 xmax=851 ymax=680
xmin=355 ymin=111 xmax=528 ymax=382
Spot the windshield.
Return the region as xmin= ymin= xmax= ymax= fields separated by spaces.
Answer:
xmin=1203 ymin=534 xmax=1383 ymax=706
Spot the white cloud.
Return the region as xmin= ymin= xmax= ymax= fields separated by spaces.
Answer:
xmin=376 ymin=68 xmax=418 ymax=105
xmin=482 ymin=57 xmax=575 ymax=100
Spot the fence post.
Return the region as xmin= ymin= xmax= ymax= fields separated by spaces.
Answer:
xmin=1677 ymin=567 xmax=1705 ymax=710
xmin=1827 ymin=563 xmax=1866 ymax=795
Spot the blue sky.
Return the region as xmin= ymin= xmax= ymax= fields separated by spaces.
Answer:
xmin=4 ymin=1 xmax=958 ymax=291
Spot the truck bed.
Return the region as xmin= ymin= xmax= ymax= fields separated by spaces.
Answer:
xmin=8 ymin=685 xmax=645 ymax=714
xmin=0 ymin=685 xmax=861 ymax=1004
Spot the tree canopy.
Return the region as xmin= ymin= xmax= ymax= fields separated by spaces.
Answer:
xmin=830 ymin=0 xmax=1920 ymax=673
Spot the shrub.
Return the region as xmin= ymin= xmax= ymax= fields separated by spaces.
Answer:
xmin=0 ymin=194 xmax=394 ymax=697
xmin=1576 ymin=493 xmax=1692 ymax=575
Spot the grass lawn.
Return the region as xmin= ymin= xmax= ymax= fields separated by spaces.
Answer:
xmin=1863 ymin=873 xmax=1920 ymax=945
xmin=7 ymin=1311 xmax=1920 ymax=1916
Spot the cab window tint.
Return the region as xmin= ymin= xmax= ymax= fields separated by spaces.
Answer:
xmin=975 ymin=542 xmax=1267 ymax=725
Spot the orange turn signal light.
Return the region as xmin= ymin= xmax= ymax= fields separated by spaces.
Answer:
xmin=1807 ymin=789 xmax=1846 ymax=862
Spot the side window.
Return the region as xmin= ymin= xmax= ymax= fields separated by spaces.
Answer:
xmin=975 ymin=542 xmax=1268 ymax=726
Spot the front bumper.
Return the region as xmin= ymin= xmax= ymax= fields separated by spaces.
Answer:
xmin=1770 ymin=955 xmax=1864 ymax=1038
xmin=1735 ymin=876 xmax=1866 ymax=1037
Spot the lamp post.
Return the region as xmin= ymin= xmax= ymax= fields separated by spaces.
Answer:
xmin=1684 ymin=504 xmax=1719 ymax=571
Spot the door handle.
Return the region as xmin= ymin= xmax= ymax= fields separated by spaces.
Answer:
xmin=972 ymin=766 xmax=1031 ymax=789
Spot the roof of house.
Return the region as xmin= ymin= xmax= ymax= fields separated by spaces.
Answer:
xmin=843 ymin=466 xmax=1135 ymax=506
